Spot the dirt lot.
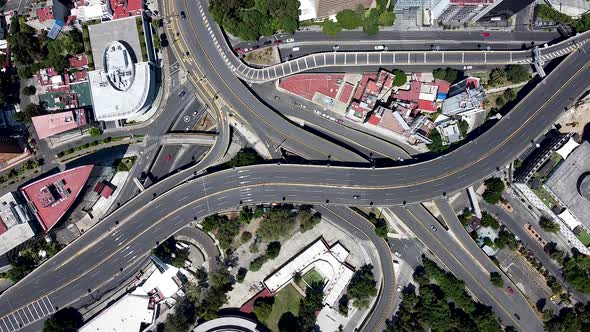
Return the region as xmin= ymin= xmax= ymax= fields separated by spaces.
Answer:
xmin=556 ymin=96 xmax=590 ymax=137
xmin=243 ymin=47 xmax=280 ymax=66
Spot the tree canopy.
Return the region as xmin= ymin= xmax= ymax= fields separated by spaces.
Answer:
xmin=482 ymin=177 xmax=505 ymax=204
xmin=562 ymin=250 xmax=590 ymax=293
xmin=539 ymin=216 xmax=560 ymax=233
xmin=480 ymin=212 xmax=500 ymax=230
xmin=489 ymin=272 xmax=503 ymax=287
xmin=391 ymin=69 xmax=407 ymax=86
xmin=226 ymin=148 xmax=262 ymax=168
xmin=43 ymin=308 xmax=83 ymax=332
xmin=432 ymin=67 xmax=459 ymax=83
xmin=209 ymin=0 xmax=300 ymax=41
xmin=346 ymin=264 xmax=377 ymax=308
xmin=257 ymin=206 xmax=297 ymax=241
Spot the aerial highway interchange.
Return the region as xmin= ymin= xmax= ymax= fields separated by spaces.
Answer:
xmin=1 ymin=0 xmax=590 ymax=331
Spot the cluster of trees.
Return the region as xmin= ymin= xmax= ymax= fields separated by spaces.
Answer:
xmin=257 ymin=205 xmax=298 ymax=241
xmin=482 ymin=177 xmax=506 ymax=204
xmin=89 ymin=127 xmax=103 ymax=137
xmin=544 ymin=301 xmax=590 ymax=331
xmin=391 ymin=69 xmax=407 ymax=87
xmin=9 ymin=16 xmax=85 ymax=79
xmin=249 ymin=241 xmax=281 ymax=271
xmin=480 ymin=212 xmax=500 ymax=229
xmin=539 ymin=216 xmax=560 ymax=233
xmin=43 ymin=307 xmax=83 ymax=332
xmin=201 ymin=214 xmax=241 ymax=249
xmin=0 ymin=68 xmax=20 ymax=107
xmin=367 ymin=211 xmax=388 ymax=238
xmin=489 ymin=271 xmax=504 ymax=288
xmin=537 ymin=4 xmax=590 ymax=33
xmin=562 ymin=249 xmax=590 ymax=293
xmin=494 ymin=227 xmax=520 ymax=250
xmin=322 ymin=0 xmax=396 ymax=36
xmin=209 ymin=0 xmax=300 ymax=41
xmin=386 ymin=257 xmax=503 ymax=331
xmin=152 ymin=237 xmax=190 ymax=268
xmin=3 ymin=240 xmax=62 ymax=282
xmin=345 ymin=264 xmax=377 ymax=309
xmin=298 ymin=206 xmax=321 ymax=232
xmin=277 ymin=282 xmax=325 ymax=331
xmin=164 ymin=267 xmax=233 ymax=330
xmin=226 ymin=148 xmax=262 ymax=168
xmin=433 ymin=67 xmax=460 ymax=84
xmin=489 ymin=65 xmax=530 ymax=86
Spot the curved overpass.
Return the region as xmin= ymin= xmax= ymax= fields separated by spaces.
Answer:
xmin=193 ymin=0 xmax=590 ymax=83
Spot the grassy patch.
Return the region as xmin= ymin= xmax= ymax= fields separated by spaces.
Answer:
xmin=265 ymin=284 xmax=302 ymax=332
xmin=244 ymin=47 xmax=277 ymax=66
xmin=531 ymin=187 xmax=559 ymax=209
xmin=577 ymin=229 xmax=590 ymax=246
xmin=302 ymin=269 xmax=324 ymax=287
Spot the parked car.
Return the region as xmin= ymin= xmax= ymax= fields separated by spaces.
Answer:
xmin=507 ymin=286 xmax=514 ymax=294
xmin=263 ymin=40 xmax=272 ymax=46
xmin=180 ymin=11 xmax=186 ymax=19
xmin=394 ymin=251 xmax=401 ymax=258
xmin=285 ymin=38 xmax=295 ymax=43
xmin=482 ymin=31 xmax=491 ymax=37
xmin=252 ymin=45 xmax=260 ymax=50
xmin=430 ymin=224 xmax=437 ymax=232
xmin=178 ymin=90 xmax=186 ymax=97
xmin=374 ymin=45 xmax=385 ymax=50
xmin=353 ymin=195 xmax=360 ymax=199
xmin=274 ymin=39 xmax=282 ymax=45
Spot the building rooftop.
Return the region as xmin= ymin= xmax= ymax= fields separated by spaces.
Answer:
xmin=31 ymin=110 xmax=86 ymax=139
xmin=21 ymin=165 xmax=94 ymax=232
xmin=68 ymin=54 xmax=88 ymax=69
xmin=109 ymin=0 xmax=143 ymax=19
xmin=338 ymin=83 xmax=354 ymax=104
xmin=0 ymin=192 xmax=38 ymax=256
xmin=79 ymin=294 xmax=153 ymax=332
xmin=392 ymin=80 xmax=422 ymax=103
xmin=278 ymin=74 xmax=343 ymax=101
xmin=545 ymin=141 xmax=590 ymax=232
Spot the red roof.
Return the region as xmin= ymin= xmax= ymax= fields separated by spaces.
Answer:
xmin=0 ymin=219 xmax=7 ymax=236
xmin=32 ymin=110 xmax=86 ymax=139
xmin=21 ymin=165 xmax=93 ymax=232
xmin=353 ymin=74 xmax=378 ymax=100
xmin=68 ymin=54 xmax=88 ymax=68
xmin=36 ymin=7 xmax=54 ymax=22
xmin=110 ymin=0 xmax=143 ymax=19
xmin=368 ymin=114 xmax=381 ymax=125
xmin=466 ymin=78 xmax=480 ymax=89
xmin=279 ymin=74 xmax=343 ymax=101
xmin=239 ymin=288 xmax=272 ymax=313
xmin=392 ymin=80 xmax=421 ymax=102
xmin=417 ymin=100 xmax=436 ymax=113
xmin=339 ymin=83 xmax=354 ymax=104
xmin=434 ymin=79 xmax=450 ymax=94
xmin=379 ymin=111 xmax=407 ymax=134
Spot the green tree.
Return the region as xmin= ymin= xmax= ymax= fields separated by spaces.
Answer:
xmin=562 ymin=250 xmax=590 ymax=293
xmin=338 ymin=294 xmax=349 ymax=316
xmin=298 ymin=208 xmax=321 ymax=232
xmin=249 ymin=255 xmax=268 ymax=271
xmin=227 ymin=148 xmax=261 ymax=168
xmin=494 ymin=229 xmax=519 ymax=250
xmin=378 ymin=11 xmax=396 ymax=26
xmin=296 ymin=282 xmax=324 ymax=330
xmin=489 ymin=272 xmax=503 ymax=287
xmin=490 ymin=68 xmax=507 ymax=85
xmin=265 ymin=241 xmax=281 ymax=259
xmin=239 ymin=206 xmax=254 ymax=224
xmin=322 ymin=20 xmax=342 ymax=36
xmin=164 ymin=297 xmax=196 ymax=331
xmin=240 ymin=231 xmax=252 ymax=243
xmin=89 ymin=127 xmax=102 ymax=137
xmin=347 ymin=264 xmax=377 ymax=308
xmin=459 ymin=119 xmax=469 ymax=137
xmin=336 ymin=9 xmax=363 ymax=29
xmin=236 ymin=267 xmax=248 ymax=283
xmin=391 ymin=69 xmax=407 ymax=86
xmin=480 ymin=212 xmax=500 ymax=229
xmin=482 ymin=177 xmax=505 ymax=204
xmin=432 ymin=67 xmax=459 ymax=83
xmin=505 ymin=65 xmax=529 ymax=83
xmin=14 ymin=103 xmax=44 ymax=123
xmin=22 ymin=85 xmax=36 ymax=96
xmin=253 ymin=297 xmax=274 ymax=321
xmin=43 ymin=308 xmax=83 ymax=332
xmin=257 ymin=207 xmax=297 ymax=241
xmin=539 ymin=216 xmax=560 ymax=233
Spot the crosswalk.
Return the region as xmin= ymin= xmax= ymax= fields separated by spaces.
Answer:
xmin=0 ymin=296 xmax=55 ymax=332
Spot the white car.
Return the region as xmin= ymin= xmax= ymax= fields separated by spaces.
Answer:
xmin=374 ymin=45 xmax=385 ymax=50
xmin=397 ymin=285 xmax=402 ymax=292
xmin=394 ymin=251 xmax=401 ymax=258
xmin=285 ymin=38 xmax=295 ymax=43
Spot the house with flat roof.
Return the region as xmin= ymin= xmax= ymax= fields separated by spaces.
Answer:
xmin=442 ymin=77 xmax=486 ymax=116
xmin=0 ymin=192 xmax=39 ymax=257
xmin=31 ymin=109 xmax=87 ymax=139
xmin=264 ymin=237 xmax=354 ymax=308
xmin=298 ymin=0 xmax=374 ymax=21
xmin=21 ymin=165 xmax=94 ymax=232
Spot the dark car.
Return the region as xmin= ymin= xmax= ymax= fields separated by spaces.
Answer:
xmin=263 ymin=40 xmax=272 ymax=46
xmin=180 ymin=11 xmax=186 ymax=19
xmin=252 ymin=45 xmax=260 ymax=50
xmin=178 ymin=90 xmax=186 ymax=98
